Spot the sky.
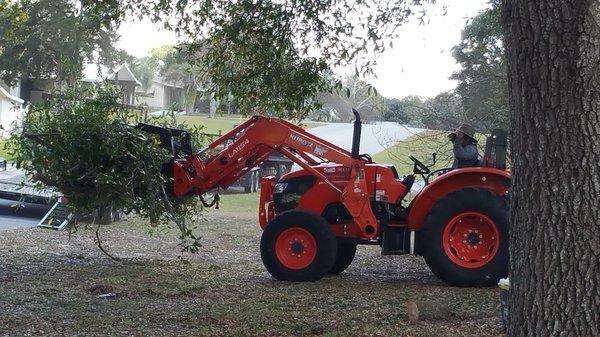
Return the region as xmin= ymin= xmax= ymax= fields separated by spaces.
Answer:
xmin=115 ymin=0 xmax=490 ymax=100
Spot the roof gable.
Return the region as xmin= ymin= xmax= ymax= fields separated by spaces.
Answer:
xmin=107 ymin=63 xmax=142 ymax=87
xmin=83 ymin=63 xmax=142 ymax=87
xmin=0 ymin=85 xmax=24 ymax=104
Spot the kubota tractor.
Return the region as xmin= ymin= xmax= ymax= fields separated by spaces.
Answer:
xmin=144 ymin=110 xmax=510 ymax=286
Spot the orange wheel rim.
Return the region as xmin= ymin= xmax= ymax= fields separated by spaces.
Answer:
xmin=275 ymin=227 xmax=317 ymax=270
xmin=442 ymin=212 xmax=500 ymax=269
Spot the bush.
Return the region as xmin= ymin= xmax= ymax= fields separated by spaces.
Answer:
xmin=8 ymin=86 xmax=203 ymax=252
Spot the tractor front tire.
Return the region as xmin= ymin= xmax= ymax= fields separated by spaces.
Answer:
xmin=261 ymin=210 xmax=337 ymax=282
xmin=329 ymin=242 xmax=357 ymax=275
xmin=422 ymin=188 xmax=509 ymax=287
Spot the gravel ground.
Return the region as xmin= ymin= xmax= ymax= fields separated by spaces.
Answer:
xmin=0 ymin=210 xmax=505 ymax=337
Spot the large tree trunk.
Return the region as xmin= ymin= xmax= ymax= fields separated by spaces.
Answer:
xmin=209 ymin=97 xmax=219 ymax=118
xmin=502 ymin=1 xmax=600 ymax=336
xmin=184 ymin=89 xmax=197 ymax=115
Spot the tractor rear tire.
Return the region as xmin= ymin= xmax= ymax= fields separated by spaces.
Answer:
xmin=329 ymin=242 xmax=357 ymax=275
xmin=260 ymin=210 xmax=337 ymax=282
xmin=421 ymin=188 xmax=509 ymax=287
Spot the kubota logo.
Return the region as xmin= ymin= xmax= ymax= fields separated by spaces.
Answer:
xmin=229 ymin=138 xmax=250 ymax=158
xmin=289 ymin=133 xmax=314 ymax=149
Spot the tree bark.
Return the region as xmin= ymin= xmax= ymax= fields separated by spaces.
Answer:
xmin=405 ymin=300 xmax=452 ymax=323
xmin=502 ymin=1 xmax=600 ymax=336
xmin=209 ymin=97 xmax=219 ymax=118
xmin=184 ymin=88 xmax=197 ymax=115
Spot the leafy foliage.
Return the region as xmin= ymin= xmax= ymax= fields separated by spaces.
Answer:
xmin=129 ymin=46 xmax=174 ymax=90
xmin=1 ymin=0 xmax=434 ymax=119
xmin=451 ymin=1 xmax=507 ymax=131
xmin=0 ymin=0 xmax=126 ymax=86
xmin=160 ymin=46 xmax=205 ymax=114
xmin=382 ymin=95 xmax=425 ymax=125
xmin=314 ymin=76 xmax=384 ymax=122
xmin=131 ymin=45 xmax=206 ymax=114
xmin=419 ymin=92 xmax=466 ymax=129
xmin=7 ymin=86 xmax=202 ymax=251
xmin=378 ymin=2 xmax=508 ymax=132
xmin=114 ymin=0 xmax=432 ymax=118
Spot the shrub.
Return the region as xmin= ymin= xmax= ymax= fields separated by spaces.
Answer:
xmin=8 ymin=85 xmax=203 ymax=252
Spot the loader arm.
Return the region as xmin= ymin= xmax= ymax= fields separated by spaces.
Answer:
xmin=171 ymin=115 xmax=380 ymax=238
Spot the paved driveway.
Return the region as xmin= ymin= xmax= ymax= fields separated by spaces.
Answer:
xmin=307 ymin=122 xmax=421 ymax=155
xmin=0 ymin=199 xmax=51 ymax=230
xmin=0 ymin=164 xmax=54 ymax=230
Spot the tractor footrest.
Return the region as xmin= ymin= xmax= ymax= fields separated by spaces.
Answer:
xmin=381 ymin=227 xmax=411 ymax=255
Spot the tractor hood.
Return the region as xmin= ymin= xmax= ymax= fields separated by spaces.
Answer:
xmin=279 ymin=163 xmax=351 ymax=182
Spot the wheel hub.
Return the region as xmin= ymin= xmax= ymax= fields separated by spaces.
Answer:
xmin=442 ymin=212 xmax=500 ymax=268
xmin=466 ymin=232 xmax=480 ymax=245
xmin=274 ymin=227 xmax=317 ymax=270
xmin=291 ymin=241 xmax=304 ymax=254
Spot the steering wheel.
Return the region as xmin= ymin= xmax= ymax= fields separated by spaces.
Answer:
xmin=408 ymin=155 xmax=431 ymax=174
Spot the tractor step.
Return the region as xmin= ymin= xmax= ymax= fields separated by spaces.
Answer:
xmin=381 ymin=227 xmax=411 ymax=255
xmin=37 ymin=200 xmax=73 ymax=230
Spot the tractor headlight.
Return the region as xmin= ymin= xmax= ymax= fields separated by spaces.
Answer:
xmin=272 ymin=176 xmax=315 ymax=213
xmin=274 ymin=182 xmax=288 ymax=194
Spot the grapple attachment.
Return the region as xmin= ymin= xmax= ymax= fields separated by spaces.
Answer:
xmin=134 ymin=123 xmax=193 ymax=157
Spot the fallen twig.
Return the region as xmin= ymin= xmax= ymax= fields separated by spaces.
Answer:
xmin=95 ymin=220 xmax=122 ymax=263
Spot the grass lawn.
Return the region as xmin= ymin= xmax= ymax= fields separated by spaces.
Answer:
xmin=372 ymin=130 xmax=454 ymax=175
xmin=0 ymin=130 xmax=505 ymax=336
xmin=177 ymin=114 xmax=318 ymax=135
xmin=0 ymin=209 xmax=504 ymax=336
xmin=372 ymin=130 xmax=489 ymax=175
xmin=218 ymin=190 xmax=260 ymax=214
xmin=0 ymin=139 xmax=12 ymax=161
xmin=178 ymin=115 xmax=248 ymax=135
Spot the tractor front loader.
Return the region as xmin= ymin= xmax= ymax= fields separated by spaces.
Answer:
xmin=144 ymin=110 xmax=510 ymax=286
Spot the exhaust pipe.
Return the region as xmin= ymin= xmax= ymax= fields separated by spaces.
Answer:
xmin=351 ymin=108 xmax=362 ymax=158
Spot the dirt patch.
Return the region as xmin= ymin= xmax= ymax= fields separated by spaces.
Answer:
xmin=0 ymin=210 xmax=505 ymax=336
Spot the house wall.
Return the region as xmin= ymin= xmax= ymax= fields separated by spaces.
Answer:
xmin=137 ymin=82 xmax=165 ymax=111
xmin=164 ymin=86 xmax=184 ymax=109
xmin=136 ymin=82 xmax=185 ymax=111
xmin=8 ymin=82 xmax=20 ymax=98
xmin=120 ymin=82 xmax=137 ymax=105
xmin=0 ymin=99 xmax=23 ymax=138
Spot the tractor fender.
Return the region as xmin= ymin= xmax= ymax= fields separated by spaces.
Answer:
xmin=407 ymin=167 xmax=510 ymax=231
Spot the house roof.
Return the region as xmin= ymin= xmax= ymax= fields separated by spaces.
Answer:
xmin=152 ymin=78 xmax=184 ymax=89
xmin=107 ymin=63 xmax=142 ymax=87
xmin=0 ymin=85 xmax=24 ymax=104
xmin=82 ymin=63 xmax=109 ymax=82
xmin=83 ymin=63 xmax=142 ymax=87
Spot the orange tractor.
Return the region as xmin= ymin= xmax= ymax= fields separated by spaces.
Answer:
xmin=149 ymin=110 xmax=510 ymax=286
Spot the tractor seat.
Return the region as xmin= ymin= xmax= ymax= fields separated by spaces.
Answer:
xmin=483 ymin=129 xmax=508 ymax=169
xmin=400 ymin=174 xmax=415 ymax=197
